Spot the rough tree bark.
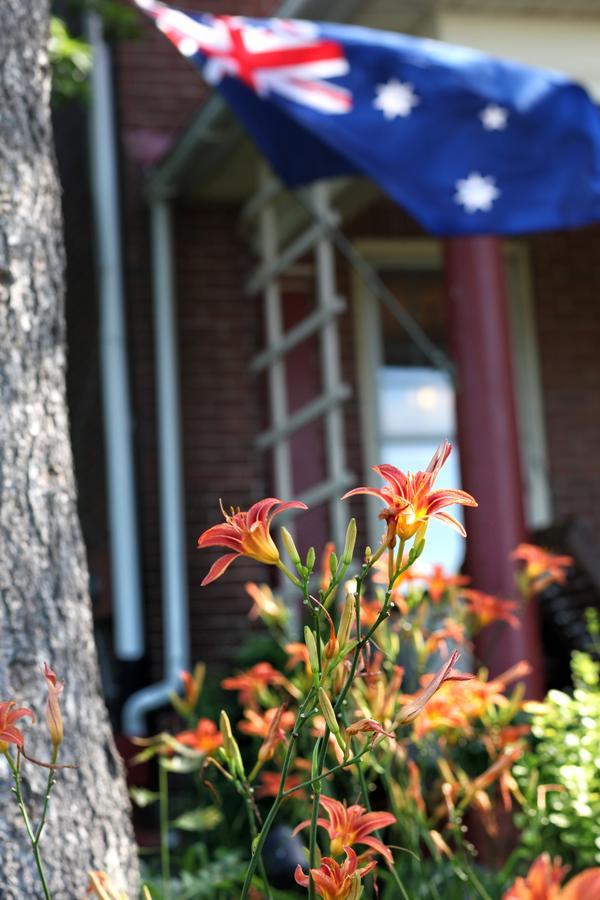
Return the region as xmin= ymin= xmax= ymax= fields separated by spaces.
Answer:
xmin=0 ymin=2 xmax=139 ymax=897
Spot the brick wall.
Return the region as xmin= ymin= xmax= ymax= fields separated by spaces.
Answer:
xmin=530 ymin=226 xmax=600 ymax=543
xmin=115 ymin=1 xmax=280 ymax=678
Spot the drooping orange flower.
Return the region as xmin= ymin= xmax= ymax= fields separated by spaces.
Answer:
xmin=293 ymin=795 xmax=396 ymax=864
xmin=415 ymin=563 xmax=470 ymax=603
xmin=198 ymin=497 xmax=307 ymax=585
xmin=174 ymin=718 xmax=223 ymax=755
xmin=245 ymin=581 xmax=287 ymax=624
xmin=42 ymin=662 xmax=64 ymax=750
xmin=342 ymin=442 xmax=477 ymax=541
xmin=511 ymin=544 xmax=574 ymax=596
xmin=502 ymin=853 xmax=600 ymax=900
xmin=410 ymin=660 xmax=531 ymax=739
xmin=396 ymin=650 xmax=473 ymax=727
xmin=463 ymin=588 xmax=520 ymax=629
xmin=221 ymin=661 xmax=293 ymax=708
xmin=0 ymin=701 xmax=35 ymax=753
xmin=345 ymin=718 xmax=395 ymax=743
xmin=295 ymin=847 xmax=376 ymax=900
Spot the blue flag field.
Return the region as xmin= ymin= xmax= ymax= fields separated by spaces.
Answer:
xmin=136 ymin=0 xmax=600 ymax=236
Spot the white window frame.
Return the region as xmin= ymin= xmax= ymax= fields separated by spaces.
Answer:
xmin=351 ymin=238 xmax=552 ymax=550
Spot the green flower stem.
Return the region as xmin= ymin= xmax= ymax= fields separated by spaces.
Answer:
xmin=35 ymin=747 xmax=58 ymax=845
xmin=158 ymin=758 xmax=171 ymax=899
xmin=6 ymin=751 xmax=52 ymax=900
xmin=341 ymin=721 xmax=412 ymax=900
xmin=240 ymin=687 xmax=316 ymax=900
xmin=275 ymin=558 xmax=303 ymax=588
xmin=308 ymin=762 xmax=321 ymax=900
xmin=240 ymin=784 xmax=273 ymax=900
xmin=281 ymin=745 xmax=371 ymax=796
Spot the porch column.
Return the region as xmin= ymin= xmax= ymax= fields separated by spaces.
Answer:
xmin=443 ymin=236 xmax=544 ymax=697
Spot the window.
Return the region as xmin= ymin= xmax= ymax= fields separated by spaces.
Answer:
xmin=352 ymin=238 xmax=551 ymax=570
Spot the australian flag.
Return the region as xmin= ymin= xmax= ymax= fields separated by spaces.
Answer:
xmin=136 ymin=0 xmax=600 ymax=236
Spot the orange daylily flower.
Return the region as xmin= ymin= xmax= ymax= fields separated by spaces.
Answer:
xmin=237 ymin=706 xmax=295 ymax=740
xmin=425 ymin=618 xmax=469 ymax=658
xmin=502 ymin=853 xmax=600 ymax=900
xmin=512 ymin=544 xmax=574 ymax=596
xmin=415 ymin=563 xmax=470 ymax=603
xmin=284 ymin=642 xmax=311 ymax=673
xmin=439 ymin=745 xmax=525 ymax=835
xmin=198 ymin=497 xmax=307 ymax=585
xmin=353 ymin=654 xmax=404 ymax=725
xmin=295 ymin=847 xmax=376 ymax=900
xmin=42 ymin=662 xmax=64 ymax=750
xmin=221 ymin=661 xmax=294 ymax=708
xmin=87 ymin=871 xmax=129 ymax=900
xmin=0 ymin=701 xmax=35 ymax=753
xmin=179 ymin=663 xmax=205 ymax=708
xmin=342 ymin=442 xmax=477 ymax=541
xmin=357 ymin=599 xmax=385 ymax=630
xmin=293 ymin=795 xmax=396 ymax=864
xmin=256 ymin=769 xmax=307 ymax=800
xmin=396 ymin=650 xmax=473 ymax=726
xmin=463 ymin=589 xmax=520 ymax=629
xmin=174 ymin=718 xmax=223 ymax=755
xmin=407 ymin=759 xmax=426 ymax=815
xmin=245 ymin=581 xmax=287 ymax=624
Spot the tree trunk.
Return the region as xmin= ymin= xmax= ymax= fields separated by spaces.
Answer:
xmin=0 ymin=2 xmax=139 ymax=897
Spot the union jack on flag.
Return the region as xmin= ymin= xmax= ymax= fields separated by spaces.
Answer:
xmin=136 ymin=0 xmax=351 ymax=113
xmin=136 ymin=0 xmax=600 ymax=236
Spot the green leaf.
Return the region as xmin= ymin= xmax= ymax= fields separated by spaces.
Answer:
xmin=129 ymin=787 xmax=159 ymax=808
xmin=172 ymin=807 xmax=223 ymax=832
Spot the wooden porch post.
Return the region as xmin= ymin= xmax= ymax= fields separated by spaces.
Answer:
xmin=444 ymin=236 xmax=544 ymax=697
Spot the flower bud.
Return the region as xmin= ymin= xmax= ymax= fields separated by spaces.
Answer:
xmin=304 ymin=626 xmax=319 ymax=676
xmin=280 ymin=527 xmax=301 ymax=568
xmin=329 ymin=551 xmax=339 ymax=577
xmin=42 ymin=662 xmax=64 ymax=751
xmin=342 ymin=518 xmax=357 ymax=566
xmin=306 ymin=547 xmax=316 ymax=571
xmin=318 ymin=687 xmax=340 ymax=736
xmin=337 ymin=593 xmax=355 ymax=651
xmin=219 ymin=710 xmax=245 ymax=778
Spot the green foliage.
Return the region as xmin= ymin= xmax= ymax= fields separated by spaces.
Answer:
xmin=50 ymin=1 xmax=139 ymax=104
xmin=49 ymin=16 xmax=92 ymax=104
xmin=143 ymin=849 xmax=247 ymax=899
xmin=513 ymin=649 xmax=600 ymax=871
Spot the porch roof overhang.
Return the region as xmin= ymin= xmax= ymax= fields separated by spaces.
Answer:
xmin=146 ymin=0 xmax=600 ymax=207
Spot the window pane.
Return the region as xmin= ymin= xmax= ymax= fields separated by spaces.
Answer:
xmin=375 ymin=266 xmax=464 ymax=572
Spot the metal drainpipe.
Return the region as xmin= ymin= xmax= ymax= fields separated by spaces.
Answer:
xmin=87 ymin=13 xmax=144 ymax=662
xmin=122 ymin=199 xmax=189 ymax=734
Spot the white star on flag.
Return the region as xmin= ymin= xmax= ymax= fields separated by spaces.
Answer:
xmin=454 ymin=173 xmax=500 ymax=213
xmin=480 ymin=104 xmax=509 ymax=131
xmin=373 ymin=79 xmax=419 ymax=119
